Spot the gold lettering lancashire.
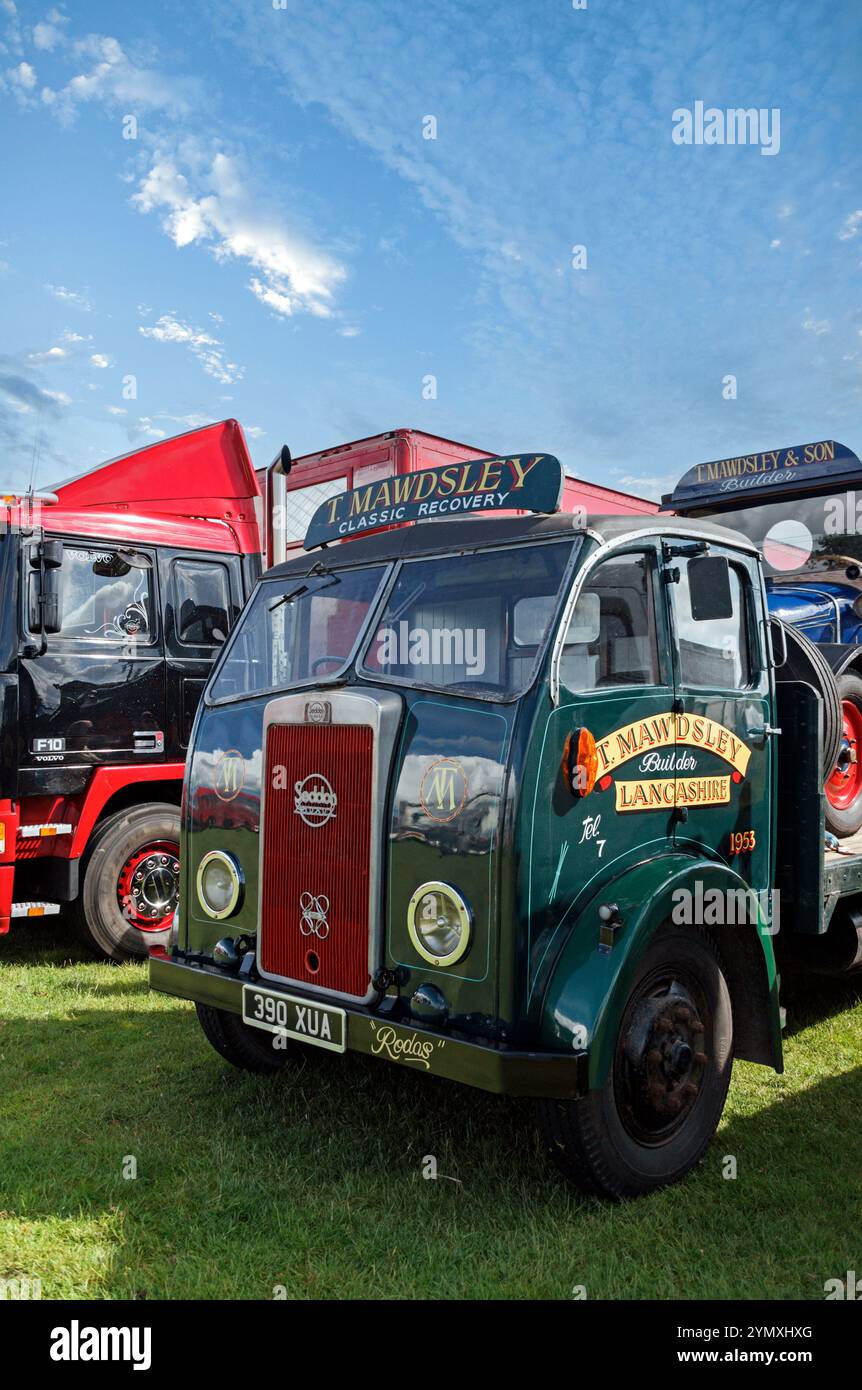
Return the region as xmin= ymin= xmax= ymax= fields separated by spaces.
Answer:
xmin=615 ymin=775 xmax=731 ymax=812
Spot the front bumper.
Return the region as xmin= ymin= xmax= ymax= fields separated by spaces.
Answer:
xmin=149 ymin=953 xmax=589 ymax=1100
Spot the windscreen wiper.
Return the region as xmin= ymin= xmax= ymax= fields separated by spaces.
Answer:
xmin=269 ymin=561 xmax=339 ymax=612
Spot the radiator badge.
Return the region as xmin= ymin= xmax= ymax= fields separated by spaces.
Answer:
xmin=214 ymin=749 xmax=246 ymax=803
xmin=369 ymin=1019 xmax=447 ymax=1070
xmin=419 ymin=757 xmax=469 ymax=823
xmin=299 ymin=891 xmax=330 ymax=939
xmin=293 ymin=772 xmax=338 ymax=828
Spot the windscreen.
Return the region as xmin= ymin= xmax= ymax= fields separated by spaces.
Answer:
xmin=360 ymin=539 xmax=575 ymax=697
xmin=210 ymin=564 xmax=388 ymax=701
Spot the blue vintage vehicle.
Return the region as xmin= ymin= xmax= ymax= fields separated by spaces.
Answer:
xmin=664 ymin=440 xmax=862 ymax=835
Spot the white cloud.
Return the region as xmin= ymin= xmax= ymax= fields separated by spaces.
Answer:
xmin=44 ymin=282 xmax=91 ymax=310
xmin=60 ymin=328 xmax=90 ymax=343
xmin=40 ymin=34 xmax=198 ymax=124
xmin=105 ymin=405 xmax=126 ymax=415
xmin=769 ymin=239 xmax=781 ymax=249
xmin=139 ymin=312 xmax=244 ymax=386
xmin=9 ymin=59 xmax=35 ymax=87
xmin=339 ymin=325 xmax=360 ymax=338
xmin=4 ymin=60 xmax=37 ymax=104
xmin=133 ymin=150 xmax=346 ymax=320
xmin=802 ymin=312 xmax=830 ymax=335
xmin=245 ymin=424 xmax=266 ymax=439
xmin=152 ymin=411 xmax=211 ymax=428
xmin=133 ymin=417 xmax=166 ymax=440
xmin=27 ymin=345 xmax=66 ymax=361
xmin=43 ymin=388 xmax=71 ymax=406
xmin=33 ymin=9 xmax=68 ymax=51
xmin=90 ymin=352 xmax=110 ymax=368
xmin=839 ymin=210 xmax=862 ymax=241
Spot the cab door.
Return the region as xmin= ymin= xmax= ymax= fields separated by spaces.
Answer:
xmin=18 ymin=537 xmax=165 ymax=789
xmin=161 ymin=551 xmax=244 ymax=758
xmin=663 ymin=544 xmax=773 ymax=901
xmin=525 ymin=542 xmax=679 ymax=1001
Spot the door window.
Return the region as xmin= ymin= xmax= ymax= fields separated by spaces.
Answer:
xmin=173 ymin=560 xmax=231 ymax=647
xmin=54 ymin=546 xmax=154 ymax=643
xmin=560 ymin=550 xmax=661 ymax=691
xmin=674 ymin=557 xmax=751 ymax=689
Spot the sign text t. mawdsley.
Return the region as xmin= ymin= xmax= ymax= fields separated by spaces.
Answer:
xmin=303 ymin=453 xmax=564 ymax=548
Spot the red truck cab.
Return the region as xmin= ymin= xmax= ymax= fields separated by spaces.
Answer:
xmin=0 ymin=420 xmax=261 ymax=959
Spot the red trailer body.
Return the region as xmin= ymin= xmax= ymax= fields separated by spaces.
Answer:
xmin=258 ymin=429 xmax=656 ymax=566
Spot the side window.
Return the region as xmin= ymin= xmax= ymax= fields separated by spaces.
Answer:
xmin=674 ymin=557 xmax=751 ymax=689
xmin=55 ymin=546 xmax=154 ymax=643
xmin=173 ymin=560 xmax=231 ymax=647
xmin=560 ymin=551 xmax=661 ymax=691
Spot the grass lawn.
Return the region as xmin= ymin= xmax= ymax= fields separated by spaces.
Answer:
xmin=1 ymin=917 xmax=860 ymax=1301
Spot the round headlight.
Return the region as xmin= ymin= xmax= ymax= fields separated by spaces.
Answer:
xmin=196 ymin=851 xmax=243 ymax=919
xmin=407 ymin=881 xmax=471 ymax=967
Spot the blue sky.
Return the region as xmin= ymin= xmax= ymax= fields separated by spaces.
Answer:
xmin=0 ymin=0 xmax=859 ymax=499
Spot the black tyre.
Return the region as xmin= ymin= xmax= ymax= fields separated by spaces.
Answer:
xmin=195 ymin=1003 xmax=295 ymax=1073
xmin=774 ymin=621 xmax=842 ymax=779
xmin=537 ymin=926 xmax=733 ymax=1199
xmin=825 ymin=672 xmax=862 ymax=838
xmin=74 ymin=803 xmax=180 ymax=962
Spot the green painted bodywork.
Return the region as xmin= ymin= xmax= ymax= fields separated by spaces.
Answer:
xmin=163 ymin=518 xmax=788 ymax=1095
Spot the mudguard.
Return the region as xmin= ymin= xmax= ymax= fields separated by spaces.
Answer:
xmin=819 ymin=643 xmax=862 ymax=679
xmin=539 ymin=854 xmax=783 ymax=1089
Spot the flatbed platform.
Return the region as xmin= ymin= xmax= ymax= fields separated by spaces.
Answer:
xmin=824 ymin=826 xmax=862 ymax=863
xmin=823 ymin=828 xmax=862 ymax=910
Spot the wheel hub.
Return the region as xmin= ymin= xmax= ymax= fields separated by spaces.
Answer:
xmin=826 ymin=699 xmax=862 ymax=811
xmin=117 ymin=840 xmax=180 ymax=932
xmin=617 ymin=979 xmax=708 ymax=1141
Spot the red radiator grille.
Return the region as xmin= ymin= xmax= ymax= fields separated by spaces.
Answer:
xmin=260 ymin=723 xmax=374 ymax=998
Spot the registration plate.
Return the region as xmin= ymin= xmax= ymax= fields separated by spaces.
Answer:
xmin=242 ymin=983 xmax=346 ymax=1053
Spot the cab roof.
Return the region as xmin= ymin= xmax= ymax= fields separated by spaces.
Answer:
xmin=266 ymin=511 xmax=758 ymax=578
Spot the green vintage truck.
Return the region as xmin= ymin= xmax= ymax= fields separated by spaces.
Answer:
xmin=149 ymin=453 xmax=861 ymax=1198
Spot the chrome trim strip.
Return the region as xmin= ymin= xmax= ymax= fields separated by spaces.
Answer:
xmin=256 ymin=687 xmax=403 ymax=1005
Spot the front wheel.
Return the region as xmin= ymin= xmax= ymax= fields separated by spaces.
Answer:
xmin=195 ymin=1003 xmax=297 ymax=1073
xmin=825 ymin=673 xmax=862 ymax=838
xmin=537 ymin=926 xmax=733 ymax=1199
xmin=75 ymin=802 xmax=180 ymax=962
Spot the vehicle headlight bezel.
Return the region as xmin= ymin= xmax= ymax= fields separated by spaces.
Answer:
xmin=196 ymin=850 xmax=243 ymax=920
xmin=407 ymin=881 xmax=472 ymax=967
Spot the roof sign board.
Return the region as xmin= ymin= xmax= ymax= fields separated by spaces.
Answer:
xmin=666 ymin=439 xmax=862 ymax=512
xmin=303 ymin=453 xmax=564 ymax=548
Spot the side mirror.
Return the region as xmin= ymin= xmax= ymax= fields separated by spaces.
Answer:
xmin=29 ymin=540 xmax=64 ymax=635
xmin=688 ymin=554 xmax=734 ymax=621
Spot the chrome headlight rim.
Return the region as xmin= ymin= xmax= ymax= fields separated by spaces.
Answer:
xmin=407 ymin=880 xmax=472 ymax=968
xmin=196 ymin=850 xmax=243 ymax=920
